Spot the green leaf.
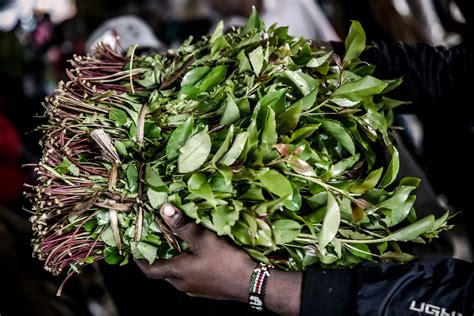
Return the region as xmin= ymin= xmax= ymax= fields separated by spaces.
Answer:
xmin=381 ymin=251 xmax=415 ymax=263
xmin=379 ymin=146 xmax=399 ymax=188
xmin=293 ymin=87 xmax=318 ymax=111
xmin=330 ymin=154 xmax=360 ymax=177
xmin=109 ymin=109 xmax=128 ymax=127
xmin=56 ymin=157 xmax=71 ymax=175
xmin=237 ymin=98 xmax=251 ymax=114
xmin=147 ymin=189 xmax=168 ymax=209
xmin=84 ymin=219 xmax=97 ymax=232
xmin=182 ymin=202 xmax=199 ymax=219
xmin=259 ymin=169 xmax=293 ymax=197
xmin=240 ymin=184 xmax=266 ymax=201
xmin=261 ymin=108 xmax=277 ymax=146
xmin=333 ymin=76 xmax=388 ymax=101
xmin=212 ymin=125 xmax=234 ymax=163
xmin=199 ymin=65 xmax=228 ymax=92
xmin=433 ymin=211 xmax=450 ymax=231
xmin=371 ymin=185 xmax=416 ymax=211
xmin=388 ymin=215 xmax=435 ymax=242
xmin=283 ymin=70 xmax=317 ymax=96
xmin=220 ymin=95 xmax=240 ymax=125
xmin=178 ymin=131 xmax=212 ymax=173
xmin=166 ymin=116 xmax=194 ymax=160
xmin=145 ymin=163 xmax=165 ymax=187
xmin=237 ymin=50 xmax=251 ymax=73
xmin=217 ymin=165 xmax=233 ymax=185
xmin=137 ymin=241 xmax=158 ymax=264
xmin=211 ymin=36 xmax=230 ymax=57
xmin=126 ymin=163 xmax=138 ymax=193
xmin=100 ymin=227 xmax=116 ymax=247
xmin=246 ymin=249 xmax=272 ymax=265
xmin=97 ymin=210 xmax=110 ymax=225
xmin=212 ymin=205 xmax=239 ymax=235
xmin=383 ymin=96 xmax=410 ymax=109
xmin=255 ymin=218 xmax=274 ymax=247
xmin=210 ymin=173 xmax=233 ymax=193
xmin=143 ymin=234 xmax=162 ymax=247
xmin=344 ymin=20 xmax=366 ymax=62
xmin=389 ymin=195 xmax=416 ymax=226
xmin=188 ymin=172 xmax=215 ymax=206
xmin=319 ymin=192 xmax=340 ymax=249
xmin=181 ymin=66 xmax=210 ymax=86
xmin=104 ymin=247 xmax=122 ymax=265
xmin=277 ymin=102 xmax=302 ymax=133
xmin=241 ymin=6 xmax=264 ymax=35
xmin=284 ymin=186 xmax=303 ymax=210
xmin=210 ymin=20 xmax=224 ymax=44
xmin=220 ymin=132 xmax=249 ymax=166
xmin=346 ymin=243 xmax=371 ymax=260
xmin=273 ymin=219 xmax=301 ymax=244
xmin=330 ymin=98 xmax=360 ymax=108
xmin=260 ymin=88 xmax=287 ymax=115
xmin=376 ymin=242 xmax=388 ymax=254
xmin=306 ymin=51 xmax=332 ymax=68
xmin=303 ymin=251 xmax=318 ymax=268
xmin=115 ymin=140 xmax=128 ymax=156
xmin=288 ymin=157 xmax=316 ymax=177
xmin=289 ymin=125 xmax=320 ymax=143
xmin=320 ymin=119 xmax=356 ymax=155
xmin=68 ymin=164 xmax=80 ymax=176
xmin=381 ymin=77 xmax=403 ymax=94
xmin=232 ymin=221 xmax=252 ymax=244
xmin=137 ymin=70 xmax=157 ymax=88
xmin=249 ymin=46 xmax=264 ymax=76
xmin=187 ymin=172 xmax=207 ymax=190
xmin=400 ymin=177 xmax=421 ymax=187
xmin=180 ymin=85 xmax=199 ymax=99
xmin=293 ymin=42 xmax=312 ymax=65
xmin=351 ymin=168 xmax=383 ymax=194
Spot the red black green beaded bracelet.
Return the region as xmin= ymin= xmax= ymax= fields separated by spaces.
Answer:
xmin=248 ymin=263 xmax=272 ymax=311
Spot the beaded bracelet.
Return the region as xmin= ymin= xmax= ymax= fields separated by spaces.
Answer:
xmin=248 ymin=263 xmax=272 ymax=311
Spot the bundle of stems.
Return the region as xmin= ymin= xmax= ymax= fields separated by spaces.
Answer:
xmin=26 ymin=10 xmax=450 ymax=294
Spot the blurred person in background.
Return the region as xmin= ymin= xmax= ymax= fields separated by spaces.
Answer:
xmin=205 ymin=0 xmax=340 ymax=42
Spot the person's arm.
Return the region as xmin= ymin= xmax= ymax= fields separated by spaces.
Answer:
xmin=354 ymin=258 xmax=474 ymax=315
xmin=135 ymin=204 xmax=302 ymax=315
xmin=331 ymin=41 xmax=473 ymax=115
xmin=300 ymin=256 xmax=474 ymax=315
xmin=136 ymin=204 xmax=474 ymax=315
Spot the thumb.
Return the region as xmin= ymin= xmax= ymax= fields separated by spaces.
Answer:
xmin=160 ymin=203 xmax=203 ymax=248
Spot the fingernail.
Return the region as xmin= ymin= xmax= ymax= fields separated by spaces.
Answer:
xmin=162 ymin=204 xmax=176 ymax=217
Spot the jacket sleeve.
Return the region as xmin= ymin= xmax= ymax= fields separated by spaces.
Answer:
xmin=331 ymin=41 xmax=473 ymax=116
xmin=364 ymin=42 xmax=473 ymax=115
xmin=300 ymin=258 xmax=474 ymax=316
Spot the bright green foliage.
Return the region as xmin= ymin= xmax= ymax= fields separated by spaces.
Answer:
xmin=31 ymin=13 xmax=450 ymax=278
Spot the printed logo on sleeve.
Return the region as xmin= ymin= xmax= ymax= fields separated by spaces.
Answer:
xmin=409 ymin=300 xmax=467 ymax=316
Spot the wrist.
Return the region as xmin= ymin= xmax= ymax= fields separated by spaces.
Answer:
xmin=264 ymin=269 xmax=302 ymax=316
xmin=233 ymin=256 xmax=258 ymax=303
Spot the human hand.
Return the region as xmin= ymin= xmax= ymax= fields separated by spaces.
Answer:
xmin=135 ymin=204 xmax=302 ymax=315
xmin=135 ymin=203 xmax=256 ymax=302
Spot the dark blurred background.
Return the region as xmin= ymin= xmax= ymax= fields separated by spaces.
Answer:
xmin=0 ymin=0 xmax=472 ymax=315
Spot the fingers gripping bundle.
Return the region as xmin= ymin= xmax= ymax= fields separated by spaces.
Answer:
xmin=27 ymin=10 xmax=450 ymax=288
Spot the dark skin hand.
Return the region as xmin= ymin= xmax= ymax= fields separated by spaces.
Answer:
xmin=136 ymin=204 xmax=302 ymax=315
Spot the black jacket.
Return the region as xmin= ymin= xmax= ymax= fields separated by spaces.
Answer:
xmin=301 ymin=258 xmax=473 ymax=315
xmin=359 ymin=42 xmax=474 ymax=243
xmin=301 ymin=42 xmax=474 ymax=316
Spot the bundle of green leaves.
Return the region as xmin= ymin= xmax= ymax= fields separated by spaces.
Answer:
xmin=28 ymin=9 xmax=450 ymax=290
